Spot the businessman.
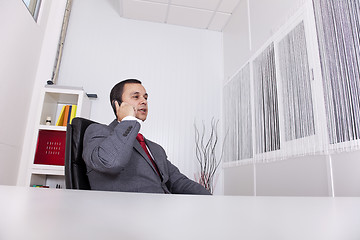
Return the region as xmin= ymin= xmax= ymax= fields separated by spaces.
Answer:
xmin=83 ymin=79 xmax=211 ymax=195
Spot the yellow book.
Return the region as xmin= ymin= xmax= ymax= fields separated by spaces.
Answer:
xmin=69 ymin=105 xmax=77 ymax=124
xmin=56 ymin=105 xmax=66 ymax=126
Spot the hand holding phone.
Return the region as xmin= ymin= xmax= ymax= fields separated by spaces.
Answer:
xmin=113 ymin=100 xmax=136 ymax=121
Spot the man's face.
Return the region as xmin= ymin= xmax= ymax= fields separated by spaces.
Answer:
xmin=121 ymin=83 xmax=148 ymax=121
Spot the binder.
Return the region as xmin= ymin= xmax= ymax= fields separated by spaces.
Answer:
xmin=56 ymin=105 xmax=66 ymax=126
xmin=34 ymin=130 xmax=66 ymax=166
xmin=62 ymin=105 xmax=70 ymax=126
xmin=69 ymin=105 xmax=77 ymax=124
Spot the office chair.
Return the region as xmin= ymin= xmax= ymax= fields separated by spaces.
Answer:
xmin=65 ymin=117 xmax=97 ymax=190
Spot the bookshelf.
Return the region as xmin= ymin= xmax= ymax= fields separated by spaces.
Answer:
xmin=26 ymin=85 xmax=91 ymax=188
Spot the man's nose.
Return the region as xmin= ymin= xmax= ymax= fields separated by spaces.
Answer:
xmin=140 ymin=96 xmax=147 ymax=104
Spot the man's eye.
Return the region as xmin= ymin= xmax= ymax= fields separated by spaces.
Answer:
xmin=133 ymin=96 xmax=139 ymax=99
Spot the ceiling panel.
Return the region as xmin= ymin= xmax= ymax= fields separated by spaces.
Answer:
xmin=208 ymin=12 xmax=231 ymax=31
xmin=218 ymin=0 xmax=240 ymax=13
xmin=116 ymin=0 xmax=241 ymax=31
xmin=170 ymin=0 xmax=221 ymax=11
xmin=167 ymin=5 xmax=214 ymax=29
xmin=122 ymin=0 xmax=168 ymax=23
xmin=143 ymin=0 xmax=169 ymax=3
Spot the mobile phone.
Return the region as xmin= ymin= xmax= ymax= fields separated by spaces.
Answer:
xmin=112 ymin=99 xmax=122 ymax=113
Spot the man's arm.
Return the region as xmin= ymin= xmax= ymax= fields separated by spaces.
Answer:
xmin=165 ymin=159 xmax=211 ymax=195
xmin=82 ymin=120 xmax=140 ymax=175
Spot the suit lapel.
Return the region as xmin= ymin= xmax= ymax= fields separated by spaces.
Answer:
xmin=133 ymin=140 xmax=150 ymax=162
xmin=144 ymin=139 xmax=164 ymax=173
xmin=108 ymin=119 xmax=161 ymax=176
xmin=133 ymin=140 xmax=160 ymax=175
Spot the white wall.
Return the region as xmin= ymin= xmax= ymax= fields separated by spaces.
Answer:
xmin=16 ymin=0 xmax=68 ymax=186
xmin=222 ymin=0 xmax=360 ymax=196
xmin=57 ymin=0 xmax=224 ymax=193
xmin=0 ymin=0 xmax=57 ymax=185
xmin=223 ymin=0 xmax=251 ymax=82
xmin=224 ymin=0 xmax=306 ymax=81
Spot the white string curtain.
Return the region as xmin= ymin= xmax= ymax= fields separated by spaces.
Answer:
xmin=278 ymin=21 xmax=315 ymax=142
xmin=224 ymin=23 xmax=315 ymax=163
xmin=276 ymin=20 xmax=324 ymax=158
xmin=223 ymin=0 xmax=360 ymax=164
xmin=223 ymin=64 xmax=253 ymax=162
xmin=253 ymin=43 xmax=281 ymax=155
xmin=313 ymin=0 xmax=360 ymax=151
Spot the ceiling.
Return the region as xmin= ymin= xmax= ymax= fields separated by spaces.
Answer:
xmin=113 ymin=0 xmax=241 ymax=32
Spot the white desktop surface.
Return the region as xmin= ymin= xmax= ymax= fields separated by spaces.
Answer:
xmin=1 ymin=185 xmax=360 ymax=240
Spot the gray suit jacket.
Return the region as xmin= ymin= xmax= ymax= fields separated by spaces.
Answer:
xmin=82 ymin=119 xmax=211 ymax=195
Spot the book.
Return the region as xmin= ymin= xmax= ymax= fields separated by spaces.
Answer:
xmin=62 ymin=105 xmax=70 ymax=126
xmin=69 ymin=105 xmax=77 ymax=124
xmin=56 ymin=105 xmax=66 ymax=126
xmin=67 ymin=105 xmax=72 ymax=125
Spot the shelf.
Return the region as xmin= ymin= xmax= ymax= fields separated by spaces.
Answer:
xmin=30 ymin=165 xmax=65 ymax=188
xmin=38 ymin=125 xmax=67 ymax=131
xmin=32 ymin=164 xmax=65 ymax=175
xmin=22 ymin=85 xmax=91 ymax=188
xmin=45 ymin=85 xmax=84 ymax=91
xmin=30 ymin=174 xmax=65 ymax=189
xmin=41 ymin=91 xmax=79 ymax=126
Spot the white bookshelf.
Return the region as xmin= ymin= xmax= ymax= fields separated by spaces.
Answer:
xmin=25 ymin=85 xmax=91 ymax=188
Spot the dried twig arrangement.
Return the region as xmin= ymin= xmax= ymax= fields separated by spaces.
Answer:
xmin=194 ymin=118 xmax=225 ymax=194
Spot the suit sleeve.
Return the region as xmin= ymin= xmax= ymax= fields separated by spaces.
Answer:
xmin=82 ymin=120 xmax=140 ymax=175
xmin=165 ymin=159 xmax=211 ymax=195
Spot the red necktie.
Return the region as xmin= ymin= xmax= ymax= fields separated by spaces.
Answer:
xmin=136 ymin=133 xmax=162 ymax=178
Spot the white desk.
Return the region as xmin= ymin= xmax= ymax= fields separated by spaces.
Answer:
xmin=1 ymin=185 xmax=360 ymax=240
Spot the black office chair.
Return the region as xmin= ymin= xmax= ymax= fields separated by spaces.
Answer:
xmin=65 ymin=117 xmax=97 ymax=190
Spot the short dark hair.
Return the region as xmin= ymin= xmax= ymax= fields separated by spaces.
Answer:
xmin=110 ymin=79 xmax=142 ymax=116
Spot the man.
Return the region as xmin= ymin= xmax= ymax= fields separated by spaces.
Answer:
xmin=83 ymin=79 xmax=211 ymax=195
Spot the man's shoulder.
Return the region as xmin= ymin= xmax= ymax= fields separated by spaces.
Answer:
xmin=85 ymin=120 xmax=116 ymax=135
xmin=86 ymin=119 xmax=141 ymax=136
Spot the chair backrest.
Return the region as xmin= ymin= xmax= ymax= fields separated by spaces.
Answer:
xmin=65 ymin=117 xmax=97 ymax=190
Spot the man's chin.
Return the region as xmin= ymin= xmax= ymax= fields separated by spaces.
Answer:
xmin=136 ymin=116 xmax=147 ymax=122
